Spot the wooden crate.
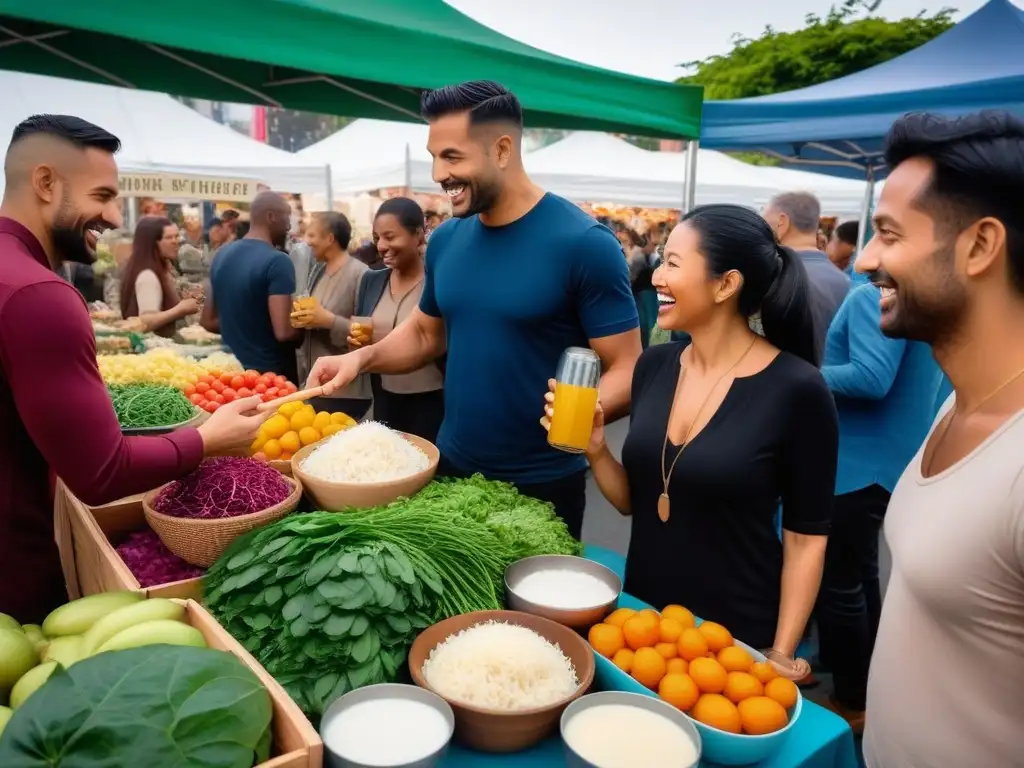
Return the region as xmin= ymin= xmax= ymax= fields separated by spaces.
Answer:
xmin=54 ymin=481 xmax=204 ymax=601
xmin=186 ymin=600 xmax=323 ymax=768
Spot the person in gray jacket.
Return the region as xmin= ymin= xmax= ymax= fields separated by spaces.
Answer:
xmin=352 ymin=198 xmax=444 ymax=442
xmin=764 ymin=192 xmax=851 ymax=361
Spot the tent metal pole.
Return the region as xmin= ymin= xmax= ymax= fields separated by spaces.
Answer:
xmin=325 ymin=164 xmax=334 ymax=212
xmin=404 ymin=143 xmax=412 ymax=195
xmin=682 ymin=140 xmax=699 ymax=213
xmin=855 ymin=165 xmax=875 ymax=262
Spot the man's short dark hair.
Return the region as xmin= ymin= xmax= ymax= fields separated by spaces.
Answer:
xmin=315 ymin=211 xmax=353 ymax=250
xmin=420 ymin=80 xmax=523 ymax=128
xmin=10 ymin=114 xmax=120 ymax=154
xmin=768 ymin=191 xmax=821 ymax=233
xmin=884 ymin=109 xmax=1024 ymax=293
xmin=221 ymin=209 xmax=240 ymax=222
xmin=833 ymin=221 xmax=859 ymax=247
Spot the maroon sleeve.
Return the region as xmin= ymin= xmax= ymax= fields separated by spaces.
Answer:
xmin=0 ymin=282 xmax=203 ymax=505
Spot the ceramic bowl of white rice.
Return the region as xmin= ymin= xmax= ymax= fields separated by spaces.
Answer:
xmin=408 ymin=610 xmax=595 ymax=753
xmin=291 ymin=421 xmax=439 ymax=511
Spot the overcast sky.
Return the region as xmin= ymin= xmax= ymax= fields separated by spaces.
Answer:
xmin=446 ymin=0 xmax=988 ymax=81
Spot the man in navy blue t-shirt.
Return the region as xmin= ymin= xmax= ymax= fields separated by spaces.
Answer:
xmin=307 ymin=81 xmax=640 ymax=537
xmin=202 ymin=191 xmax=299 ymax=383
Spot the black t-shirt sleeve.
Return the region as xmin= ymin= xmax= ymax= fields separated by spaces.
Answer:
xmin=779 ymin=368 xmax=839 ymax=535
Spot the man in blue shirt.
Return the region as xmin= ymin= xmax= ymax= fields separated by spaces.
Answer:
xmin=307 ymin=80 xmax=641 ymax=537
xmin=202 ymin=191 xmax=299 ymax=382
xmin=815 ymin=281 xmax=942 ymax=731
xmin=764 ymin=192 xmax=851 ymax=360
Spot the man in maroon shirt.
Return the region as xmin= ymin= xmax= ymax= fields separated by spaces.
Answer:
xmin=0 ymin=115 xmax=271 ymax=622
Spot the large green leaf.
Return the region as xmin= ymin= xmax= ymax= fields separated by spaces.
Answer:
xmin=0 ymin=646 xmax=272 ymax=768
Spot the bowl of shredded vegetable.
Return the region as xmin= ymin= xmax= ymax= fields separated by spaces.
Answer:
xmin=142 ymin=457 xmax=303 ymax=567
xmin=109 ymin=383 xmax=203 ymax=435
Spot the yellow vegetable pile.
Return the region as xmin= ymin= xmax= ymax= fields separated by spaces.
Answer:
xmin=98 ymin=349 xmax=241 ymax=389
xmin=252 ymin=401 xmax=357 ymax=462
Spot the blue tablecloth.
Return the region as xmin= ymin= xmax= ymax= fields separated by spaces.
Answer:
xmin=441 ymin=545 xmax=859 ymax=768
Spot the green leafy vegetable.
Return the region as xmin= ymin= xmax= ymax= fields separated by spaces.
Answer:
xmin=205 ymin=475 xmax=581 ymax=717
xmin=0 ymin=645 xmax=273 ymax=767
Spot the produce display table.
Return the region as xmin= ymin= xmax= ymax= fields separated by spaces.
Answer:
xmin=441 ymin=546 xmax=859 ymax=768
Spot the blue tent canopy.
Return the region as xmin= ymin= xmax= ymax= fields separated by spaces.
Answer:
xmin=699 ymin=0 xmax=1024 ymax=179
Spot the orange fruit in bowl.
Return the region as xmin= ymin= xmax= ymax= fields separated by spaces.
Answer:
xmin=750 ymin=661 xmax=779 ymax=684
xmin=688 ymin=656 xmax=728 ymax=694
xmin=659 ymin=618 xmax=684 ymax=644
xmin=765 ymin=677 xmax=799 ymax=710
xmin=666 ymin=658 xmax=688 ymax=675
xmin=691 ymin=693 xmax=742 ymax=734
xmin=623 ymin=613 xmax=660 ymax=650
xmin=677 ymin=627 xmax=709 ymax=661
xmin=697 ymin=621 xmax=733 ymax=653
xmin=738 ymin=696 xmax=789 ymax=735
xmin=278 ymin=430 xmax=301 ymax=454
xmin=718 ymin=645 xmax=755 ymax=673
xmin=604 ymin=608 xmax=636 ymax=628
xmin=723 ymin=671 xmax=764 ymax=704
xmin=661 ymin=604 xmax=696 ymax=628
xmin=588 ymin=623 xmax=625 ymax=659
xmin=631 ymin=647 xmax=667 ymax=689
xmin=654 ymin=642 xmax=678 ymax=660
xmin=658 ymin=673 xmax=700 ymax=712
xmin=298 ymin=426 xmax=321 ymax=446
xmin=638 ymin=608 xmax=661 ymax=623
xmin=612 ymin=648 xmax=635 ymax=673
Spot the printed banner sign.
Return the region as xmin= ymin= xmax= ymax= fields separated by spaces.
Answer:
xmin=119 ymin=173 xmax=260 ymax=202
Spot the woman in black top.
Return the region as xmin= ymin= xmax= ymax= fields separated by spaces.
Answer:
xmin=546 ymin=205 xmax=837 ymax=673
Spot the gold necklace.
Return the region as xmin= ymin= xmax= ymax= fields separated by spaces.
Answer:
xmin=658 ymin=337 xmax=759 ymax=523
xmin=924 ymin=362 xmax=1024 ymax=476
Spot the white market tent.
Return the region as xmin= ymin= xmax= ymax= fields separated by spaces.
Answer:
xmin=526 ymin=132 xmax=871 ymax=217
xmin=0 ymin=71 xmax=330 ymax=197
xmin=296 ymin=119 xmax=434 ymax=194
xmin=297 ymin=119 xmax=870 ymax=217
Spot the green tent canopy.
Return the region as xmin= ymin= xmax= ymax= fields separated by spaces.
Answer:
xmin=0 ymin=1 xmax=702 ymax=139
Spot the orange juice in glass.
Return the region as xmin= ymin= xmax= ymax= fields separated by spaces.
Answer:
xmin=349 ymin=316 xmax=374 ymax=349
xmin=291 ymin=294 xmax=315 ymax=328
xmin=548 ymin=347 xmax=601 ymax=454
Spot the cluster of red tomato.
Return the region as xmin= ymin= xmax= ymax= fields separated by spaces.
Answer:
xmin=182 ymin=370 xmax=297 ymax=413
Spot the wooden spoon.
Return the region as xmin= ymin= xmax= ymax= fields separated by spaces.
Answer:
xmin=256 ymin=386 xmax=324 ymax=413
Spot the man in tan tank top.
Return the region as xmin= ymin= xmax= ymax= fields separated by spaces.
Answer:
xmin=855 ymin=110 xmax=1024 ymax=766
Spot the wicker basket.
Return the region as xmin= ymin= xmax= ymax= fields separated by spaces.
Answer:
xmin=142 ymin=474 xmax=302 ymax=567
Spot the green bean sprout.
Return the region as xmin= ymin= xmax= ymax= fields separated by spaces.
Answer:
xmin=109 ymin=383 xmax=196 ymax=429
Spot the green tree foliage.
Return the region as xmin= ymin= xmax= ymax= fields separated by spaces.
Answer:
xmin=677 ymin=0 xmax=955 ymax=100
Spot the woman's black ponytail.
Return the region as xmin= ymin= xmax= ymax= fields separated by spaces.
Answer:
xmin=679 ymin=204 xmax=819 ymax=367
xmin=760 ymin=244 xmax=819 ymax=367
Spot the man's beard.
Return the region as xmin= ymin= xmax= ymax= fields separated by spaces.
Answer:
xmin=51 ymin=192 xmax=95 ymax=265
xmin=878 ymin=240 xmax=967 ymax=348
xmin=450 ymin=177 xmax=501 ymax=219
